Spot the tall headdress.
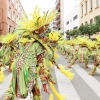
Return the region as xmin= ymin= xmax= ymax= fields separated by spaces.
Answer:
xmin=17 ymin=6 xmax=59 ymax=37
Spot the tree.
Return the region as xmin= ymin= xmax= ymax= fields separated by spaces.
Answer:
xmin=89 ymin=24 xmax=99 ymax=35
xmin=65 ymin=30 xmax=70 ymax=40
xmin=94 ymin=15 xmax=100 ymax=25
xmin=72 ymin=28 xmax=79 ymax=37
xmin=79 ymin=24 xmax=90 ymax=37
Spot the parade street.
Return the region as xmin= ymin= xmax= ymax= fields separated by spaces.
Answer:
xmin=0 ymin=52 xmax=100 ymax=100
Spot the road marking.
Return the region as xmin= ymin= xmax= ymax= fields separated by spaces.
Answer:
xmin=72 ymin=64 xmax=100 ymax=98
xmin=0 ymin=73 xmax=12 ymax=97
xmin=54 ymin=65 xmax=81 ymax=100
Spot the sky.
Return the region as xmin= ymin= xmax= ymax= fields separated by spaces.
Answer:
xmin=21 ymin=0 xmax=56 ymax=14
xmin=21 ymin=0 xmax=76 ymax=18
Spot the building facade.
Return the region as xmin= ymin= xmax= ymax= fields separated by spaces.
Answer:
xmin=79 ymin=0 xmax=100 ymax=25
xmin=49 ymin=20 xmax=57 ymax=31
xmin=55 ymin=0 xmax=64 ymax=33
xmin=0 ymin=0 xmax=26 ymax=35
xmin=64 ymin=0 xmax=80 ymax=39
xmin=64 ymin=5 xmax=79 ymax=32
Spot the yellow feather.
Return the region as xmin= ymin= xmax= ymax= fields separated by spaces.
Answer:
xmin=49 ymin=82 xmax=66 ymax=100
xmin=49 ymin=61 xmax=53 ymax=68
xmin=54 ymin=53 xmax=59 ymax=59
xmin=49 ymin=94 xmax=53 ymax=100
xmin=59 ymin=65 xmax=74 ymax=80
xmin=0 ymin=68 xmax=5 ymax=82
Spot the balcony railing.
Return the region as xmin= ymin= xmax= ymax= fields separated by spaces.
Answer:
xmin=55 ymin=0 xmax=60 ymax=6
xmin=55 ymin=15 xmax=60 ymax=20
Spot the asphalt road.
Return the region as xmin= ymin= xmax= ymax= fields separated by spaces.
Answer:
xmin=0 ymin=53 xmax=100 ymax=100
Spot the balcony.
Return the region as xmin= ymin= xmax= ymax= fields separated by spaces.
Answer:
xmin=55 ymin=0 xmax=60 ymax=6
xmin=56 ymin=21 xmax=60 ymax=26
xmin=56 ymin=4 xmax=60 ymax=10
xmin=55 ymin=15 xmax=60 ymax=20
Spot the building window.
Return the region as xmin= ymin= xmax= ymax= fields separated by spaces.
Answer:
xmin=66 ymin=21 xmax=69 ymax=25
xmin=81 ymin=23 xmax=83 ymax=25
xmin=16 ymin=1 xmax=18 ymax=9
xmin=12 ymin=0 xmax=14 ymax=4
xmin=85 ymin=21 xmax=88 ymax=24
xmin=70 ymin=19 xmax=72 ymax=23
xmin=12 ymin=28 xmax=15 ymax=33
xmin=8 ymin=7 xmax=11 ymax=18
xmin=81 ymin=5 xmax=83 ymax=16
xmin=58 ymin=9 xmax=60 ymax=12
xmin=90 ymin=19 xmax=93 ymax=24
xmin=58 ymin=28 xmax=60 ymax=30
xmin=86 ymin=1 xmax=87 ymax=14
xmin=8 ymin=25 xmax=11 ymax=32
xmin=16 ymin=16 xmax=18 ymax=23
xmin=90 ymin=0 xmax=93 ymax=10
xmin=73 ymin=26 xmax=78 ymax=29
xmin=73 ymin=15 xmax=78 ymax=21
xmin=18 ymin=5 xmax=20 ymax=13
xmin=12 ymin=12 xmax=15 ymax=21
xmin=96 ymin=0 xmax=99 ymax=7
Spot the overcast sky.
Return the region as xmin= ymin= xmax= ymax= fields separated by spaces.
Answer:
xmin=21 ymin=0 xmax=79 ymax=19
xmin=21 ymin=0 xmax=56 ymax=14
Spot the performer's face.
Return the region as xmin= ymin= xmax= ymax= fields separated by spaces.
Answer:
xmin=40 ymin=37 xmax=49 ymax=43
xmin=43 ymin=24 xmax=49 ymax=31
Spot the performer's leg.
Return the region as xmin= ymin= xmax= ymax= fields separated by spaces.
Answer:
xmin=8 ymin=62 xmax=12 ymax=72
xmin=43 ymin=68 xmax=56 ymax=84
xmin=32 ymin=82 xmax=41 ymax=100
xmin=84 ymin=60 xmax=88 ymax=68
xmin=68 ymin=57 xmax=77 ymax=68
xmin=89 ymin=61 xmax=99 ymax=76
xmin=4 ymin=79 xmax=14 ymax=100
xmin=48 ymin=70 xmax=56 ymax=84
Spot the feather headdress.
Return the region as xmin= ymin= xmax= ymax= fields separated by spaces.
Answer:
xmin=17 ymin=6 xmax=59 ymax=35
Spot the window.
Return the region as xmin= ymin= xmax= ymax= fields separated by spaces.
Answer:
xmin=73 ymin=15 xmax=78 ymax=21
xmin=85 ymin=21 xmax=88 ymax=24
xmin=18 ymin=5 xmax=20 ymax=12
xmin=16 ymin=16 xmax=18 ymax=23
xmin=90 ymin=0 xmax=93 ymax=10
xmin=81 ymin=5 xmax=83 ymax=16
xmin=58 ymin=9 xmax=60 ymax=12
xmin=12 ymin=12 xmax=15 ymax=21
xmin=86 ymin=1 xmax=87 ymax=14
xmin=90 ymin=19 xmax=93 ymax=24
xmin=12 ymin=28 xmax=15 ymax=33
xmin=70 ymin=19 xmax=72 ymax=23
xmin=12 ymin=0 xmax=14 ymax=4
xmin=58 ymin=28 xmax=60 ymax=30
xmin=16 ymin=1 xmax=18 ymax=9
xmin=8 ymin=25 xmax=11 ymax=32
xmin=96 ymin=0 xmax=99 ymax=7
xmin=81 ymin=23 xmax=83 ymax=25
xmin=73 ymin=26 xmax=78 ymax=29
xmin=66 ymin=21 xmax=69 ymax=25
xmin=8 ymin=7 xmax=11 ymax=18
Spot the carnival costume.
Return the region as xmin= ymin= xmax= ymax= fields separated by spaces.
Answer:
xmin=0 ymin=33 xmax=19 ymax=82
xmin=4 ymin=6 xmax=74 ymax=100
xmin=88 ymin=36 xmax=100 ymax=75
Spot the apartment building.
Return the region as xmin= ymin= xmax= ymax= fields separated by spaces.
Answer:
xmin=64 ymin=0 xmax=80 ymax=39
xmin=0 ymin=0 xmax=26 ymax=35
xmin=80 ymin=0 xmax=100 ymax=25
xmin=65 ymin=5 xmax=79 ymax=32
xmin=50 ymin=20 xmax=57 ymax=31
xmin=55 ymin=0 xmax=64 ymax=33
